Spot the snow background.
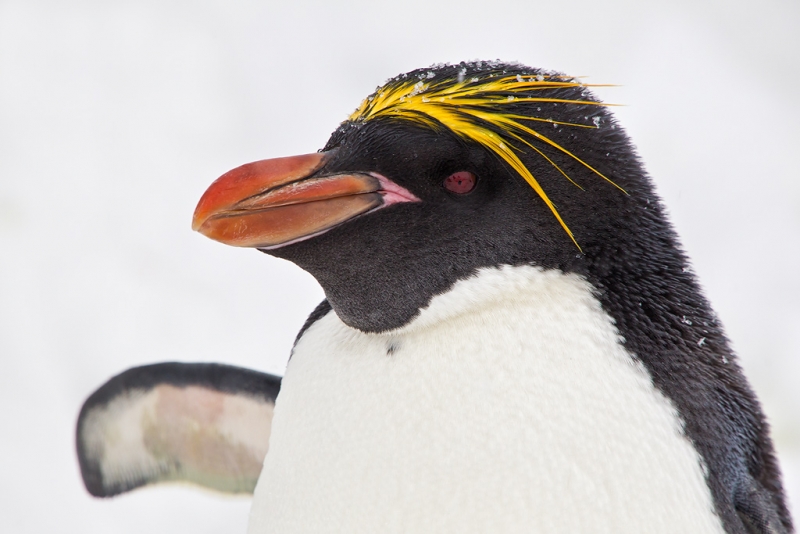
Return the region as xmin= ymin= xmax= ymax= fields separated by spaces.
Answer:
xmin=1 ymin=0 xmax=798 ymax=532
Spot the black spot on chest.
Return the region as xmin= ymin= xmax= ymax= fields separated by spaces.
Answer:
xmin=386 ymin=339 xmax=401 ymax=356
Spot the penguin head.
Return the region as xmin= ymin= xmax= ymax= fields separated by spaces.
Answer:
xmin=193 ymin=62 xmax=666 ymax=332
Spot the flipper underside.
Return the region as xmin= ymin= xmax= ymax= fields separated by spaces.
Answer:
xmin=76 ymin=362 xmax=280 ymax=497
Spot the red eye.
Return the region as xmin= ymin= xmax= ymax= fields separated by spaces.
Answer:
xmin=443 ymin=171 xmax=476 ymax=194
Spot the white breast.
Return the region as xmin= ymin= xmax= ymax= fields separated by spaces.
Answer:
xmin=248 ymin=265 xmax=724 ymax=534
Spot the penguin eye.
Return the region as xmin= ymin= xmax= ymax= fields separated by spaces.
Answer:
xmin=443 ymin=171 xmax=476 ymax=194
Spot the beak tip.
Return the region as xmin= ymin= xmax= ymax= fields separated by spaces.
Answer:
xmin=191 ymin=207 xmax=207 ymax=233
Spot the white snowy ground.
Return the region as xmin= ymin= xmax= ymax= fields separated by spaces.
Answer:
xmin=1 ymin=1 xmax=798 ymax=532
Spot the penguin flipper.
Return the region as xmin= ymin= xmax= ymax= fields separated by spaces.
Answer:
xmin=76 ymin=362 xmax=280 ymax=497
xmin=735 ymin=477 xmax=791 ymax=534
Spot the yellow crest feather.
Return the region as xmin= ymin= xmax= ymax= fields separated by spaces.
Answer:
xmin=347 ymin=69 xmax=624 ymax=250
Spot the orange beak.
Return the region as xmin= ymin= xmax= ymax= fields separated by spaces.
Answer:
xmin=192 ymin=152 xmax=418 ymax=249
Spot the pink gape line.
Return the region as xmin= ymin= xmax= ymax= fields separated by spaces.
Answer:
xmin=259 ymin=173 xmax=420 ymax=250
xmin=371 ymin=172 xmax=421 ymax=205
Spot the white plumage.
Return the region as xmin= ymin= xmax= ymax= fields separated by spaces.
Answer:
xmin=250 ymin=265 xmax=724 ymax=533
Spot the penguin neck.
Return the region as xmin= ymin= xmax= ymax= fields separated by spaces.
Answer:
xmin=389 ymin=264 xmax=591 ymax=335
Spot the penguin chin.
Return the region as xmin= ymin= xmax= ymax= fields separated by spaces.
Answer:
xmin=263 ymin=232 xmax=434 ymax=333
